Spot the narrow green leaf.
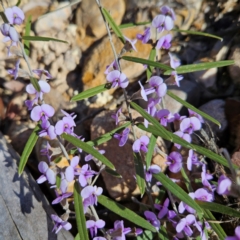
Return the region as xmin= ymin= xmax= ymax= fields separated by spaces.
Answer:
xmin=74 ymin=233 xmax=80 ymax=240
xmin=30 ymin=76 xmax=41 ymax=92
xmin=119 ymin=21 xmax=151 ymax=29
xmin=172 ymin=28 xmax=223 ymax=41
xmin=159 ymin=226 xmax=169 ymax=240
xmin=154 ymin=172 xmax=204 ymax=218
xmin=197 ymin=200 xmax=240 ymax=218
xmin=122 ymin=56 xmax=173 ymax=71
xmin=167 ymin=90 xmax=221 ymax=128
xmin=102 ymin=7 xmax=125 ymax=44
xmin=16 ymin=0 xmax=21 ymax=6
xmin=147 ymin=48 xmax=156 ymax=79
xmin=181 ymin=167 xmax=193 ymax=193
xmin=62 ymin=133 xmax=115 ymax=170
xmin=105 ymin=168 xmax=122 ymax=178
xmin=56 ymin=174 xmax=61 ymax=188
xmin=203 ymin=209 xmax=227 ymax=239
xmin=74 ymin=182 xmax=89 ymax=240
xmin=137 ymin=230 xmax=153 ymax=240
xmin=24 ymin=15 xmax=32 ymax=56
xmin=164 ymin=60 xmax=234 ymax=75
xmin=0 ymin=12 xmax=9 ymax=23
xmin=87 ymin=122 xmax=131 ymax=147
xmin=133 ymin=152 xmax=146 ymax=196
xmin=18 ymin=125 xmax=40 ymax=175
xmin=98 ymin=195 xmax=156 ymax=232
xmin=145 ymin=134 xmax=157 ymax=169
xmin=71 ymin=83 xmax=112 ymax=102
xmin=22 ymin=35 xmax=68 ymax=44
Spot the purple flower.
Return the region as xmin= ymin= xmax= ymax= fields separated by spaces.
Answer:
xmin=65 ymin=156 xmax=80 ymax=182
xmin=144 ymin=211 xmax=160 ymax=231
xmin=169 ymin=53 xmax=181 ymax=69
xmin=107 ymin=70 xmax=129 ymax=88
xmin=86 ymin=220 xmax=105 ymax=238
xmin=132 ymin=135 xmax=149 ymax=153
xmin=187 ymin=149 xmax=201 ymax=171
xmin=105 ymin=59 xmax=119 ymax=74
xmin=195 ymin=188 xmax=213 ymax=202
xmin=174 ymin=130 xmax=191 ymax=149
xmin=188 ymin=109 xmax=204 ymax=123
xmin=52 ymin=179 xmax=73 ymax=204
xmin=217 ymin=175 xmax=232 ymax=195
xmin=39 ymin=120 xmax=56 ymax=140
xmin=55 ymin=116 xmax=76 ymax=135
xmin=156 ymin=109 xmax=174 ymax=126
xmin=0 ymin=23 xmax=19 ymax=44
xmin=124 ymin=36 xmax=137 ymax=52
xmin=154 ymin=198 xmax=170 ymax=219
xmin=225 ymin=226 xmax=240 ymax=240
xmin=40 ymin=141 xmax=52 ymax=162
xmin=171 ymin=71 xmax=183 ymax=87
xmin=166 ymin=151 xmax=182 ymax=173
xmin=149 ymin=76 xmax=167 ymax=98
xmin=138 ymin=81 xmax=155 ymax=101
xmin=5 ymin=6 xmax=25 ymax=25
xmin=152 ymin=14 xmax=173 ymax=32
xmin=144 ymin=98 xmax=159 ymax=128
xmin=30 ymin=104 xmax=55 ymax=122
xmin=37 ymin=161 xmax=56 ymax=185
xmin=178 ymin=192 xmax=196 ymax=214
xmin=26 ymin=80 xmax=51 ymax=100
xmin=161 ymin=6 xmax=176 ymax=20
xmin=81 ymin=185 xmax=103 ymax=209
xmin=78 ymin=164 xmax=97 ymax=187
xmin=93 ymin=238 xmax=107 ymax=240
xmin=107 ymin=220 xmax=131 ymax=240
xmin=51 ymin=214 xmax=72 ymax=234
xmin=33 ymin=69 xmax=53 ymax=79
xmin=156 ymin=34 xmax=172 ymax=50
xmin=145 ymin=165 xmax=161 ymax=182
xmin=111 ymin=107 xmax=122 ymax=125
xmin=136 ymin=27 xmax=151 ymax=44
xmin=114 ymin=127 xmax=130 ymax=147
xmin=201 ymin=164 xmax=213 ymax=187
xmin=7 ymin=59 xmax=20 ymax=80
xmin=180 ymin=117 xmax=202 ymax=134
xmin=176 ymin=214 xmax=196 ymax=237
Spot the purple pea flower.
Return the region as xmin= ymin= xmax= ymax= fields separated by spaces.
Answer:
xmin=152 ymin=14 xmax=173 ymax=32
xmin=187 ymin=149 xmax=201 ymax=171
xmin=5 ymin=6 xmax=25 ymax=25
xmin=7 ymin=59 xmax=20 ymax=80
xmin=171 ymin=71 xmax=184 ymax=87
xmin=30 ymin=104 xmax=55 ymax=122
xmin=138 ymin=81 xmax=155 ymax=101
xmin=93 ymin=237 xmax=107 ymax=240
xmin=86 ymin=220 xmax=105 ymax=238
xmin=156 ymin=109 xmax=174 ymax=126
xmin=149 ymin=76 xmax=167 ymax=98
xmin=188 ymin=109 xmax=204 ymax=123
xmin=105 ymin=59 xmax=119 ymax=74
xmin=174 ymin=130 xmax=192 ymax=149
xmin=65 ymin=156 xmax=80 ymax=182
xmin=106 ymin=70 xmax=129 ymax=88
xmin=180 ymin=117 xmax=202 ymax=134
xmin=107 ymin=220 xmax=131 ymax=240
xmin=81 ymin=185 xmax=103 ymax=208
xmin=40 ymin=141 xmax=52 ymax=162
xmin=33 ymin=69 xmax=53 ymax=79
xmin=132 ymin=135 xmax=149 ymax=153
xmin=195 ymin=188 xmax=213 ymax=202
xmin=166 ymin=151 xmax=182 ymax=173
xmin=201 ymin=164 xmax=213 ymax=185
xmin=176 ymin=214 xmax=196 ymax=237
xmin=217 ymin=175 xmax=232 ymax=195
xmin=178 ymin=192 xmax=196 ymax=214
xmin=114 ymin=127 xmax=130 ymax=147
xmin=144 ymin=211 xmax=160 ymax=231
xmin=78 ymin=164 xmax=97 ymax=187
xmin=156 ymin=34 xmax=172 ymax=50
xmin=124 ymin=36 xmax=137 ymax=52
xmin=144 ymin=98 xmax=159 ymax=128
xmin=145 ymin=165 xmax=161 ymax=182
xmin=55 ymin=116 xmax=76 ymax=135
xmin=39 ymin=120 xmax=56 ymax=140
xmin=52 ymin=179 xmax=73 ymax=204
xmin=154 ymin=198 xmax=170 ymax=219
xmin=37 ymin=161 xmax=56 ymax=185
xmin=26 ymin=80 xmax=51 ymax=100
xmin=111 ymin=107 xmax=122 ymax=125
xmin=0 ymin=23 xmax=19 ymax=44
xmin=136 ymin=27 xmax=151 ymax=44
xmin=168 ymin=53 xmax=184 ymax=86
xmin=51 ymin=214 xmax=72 ymax=234
xmin=225 ymin=226 xmax=240 ymax=240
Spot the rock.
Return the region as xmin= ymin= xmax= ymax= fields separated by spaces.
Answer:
xmin=90 ymin=108 xmax=167 ymax=201
xmin=76 ymin=0 xmax=125 ymax=50
xmin=49 ymin=31 xmax=70 ymax=56
xmin=228 ymin=44 xmax=240 ymax=85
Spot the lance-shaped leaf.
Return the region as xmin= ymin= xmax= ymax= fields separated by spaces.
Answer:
xmin=105 ymin=168 xmax=122 ymax=178
xmin=154 ymin=172 xmax=204 ymax=219
xmin=137 ymin=230 xmax=153 ymax=240
xmin=159 ymin=226 xmax=169 ymax=240
xmin=147 ymin=48 xmax=156 ymax=79
xmin=172 ymin=28 xmax=223 ymax=41
xmin=203 ymin=209 xmax=227 ymax=239
xmin=145 ymin=134 xmax=157 ymax=169
xmin=74 ymin=182 xmax=89 ymax=240
xmin=71 ymin=83 xmax=112 ymax=102
xmin=167 ymin=90 xmax=221 ymax=127
xmin=119 ymin=21 xmax=151 ymax=29
xmin=62 ymin=133 xmax=115 ymax=170
xmin=0 ymin=11 xmax=9 ymax=23
xmin=56 ymin=174 xmax=61 ymax=189
xmin=18 ymin=125 xmax=40 ymax=175
xmin=87 ymin=122 xmax=131 ymax=147
xmin=30 ymin=76 xmax=40 ymax=92
xmin=197 ymin=200 xmax=240 ymax=218
xmin=102 ymin=7 xmax=125 ymax=44
xmin=133 ymin=152 xmax=145 ymax=196
xmin=24 ymin=15 xmax=32 ymax=56
xmin=164 ymin=60 xmax=234 ymax=75
xmin=122 ymin=56 xmax=173 ymax=71
xmin=98 ymin=195 xmax=156 ymax=232
xmin=22 ymin=35 xmax=68 ymax=44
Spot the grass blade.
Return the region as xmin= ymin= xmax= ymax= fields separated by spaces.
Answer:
xmin=22 ymin=35 xmax=68 ymax=44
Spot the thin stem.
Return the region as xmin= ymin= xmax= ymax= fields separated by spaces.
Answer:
xmin=91 ymin=164 xmax=105 ymax=186
xmin=19 ymin=41 xmax=34 ymax=76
